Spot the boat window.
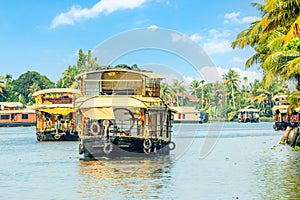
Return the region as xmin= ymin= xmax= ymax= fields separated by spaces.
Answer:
xmin=22 ymin=114 xmax=29 ymax=119
xmin=85 ymin=81 xmax=101 ymax=96
xmin=0 ymin=115 xmax=10 ymax=120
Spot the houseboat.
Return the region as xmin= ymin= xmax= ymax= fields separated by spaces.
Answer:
xmin=0 ymin=102 xmax=36 ymax=127
xmin=75 ymin=69 xmax=175 ymax=159
xmin=272 ymin=95 xmax=293 ymax=131
xmin=237 ymin=106 xmax=260 ymax=123
xmin=32 ymin=88 xmax=80 ymax=141
xmin=171 ymin=106 xmax=207 ymax=123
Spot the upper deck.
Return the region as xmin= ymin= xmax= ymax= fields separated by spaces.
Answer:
xmin=33 ymin=88 xmax=80 ymax=106
xmin=75 ymin=69 xmax=164 ymax=97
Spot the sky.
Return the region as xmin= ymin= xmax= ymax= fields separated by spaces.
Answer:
xmin=0 ymin=0 xmax=263 ymax=85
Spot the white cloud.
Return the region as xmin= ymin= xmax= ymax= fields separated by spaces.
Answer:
xmin=171 ymin=33 xmax=192 ymax=44
xmin=148 ymin=25 xmax=158 ymax=30
xmin=189 ymin=33 xmax=202 ymax=42
xmin=241 ymin=16 xmax=261 ymax=23
xmin=208 ymin=29 xmax=232 ymax=39
xmin=224 ymin=11 xmax=260 ymax=24
xmin=183 ymin=76 xmax=194 ymax=85
xmin=225 ymin=12 xmax=240 ymax=19
xmin=50 ymin=0 xmax=147 ymax=29
xmin=203 ymin=40 xmax=232 ymax=55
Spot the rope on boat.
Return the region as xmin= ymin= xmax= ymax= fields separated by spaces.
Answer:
xmin=143 ymin=138 xmax=152 ymax=150
xmin=167 ymin=141 xmax=176 ymax=151
xmin=54 ymin=134 xmax=61 ymax=140
xmin=103 ymin=142 xmax=113 ymax=154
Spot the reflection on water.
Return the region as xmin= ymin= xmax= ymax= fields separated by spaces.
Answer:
xmin=78 ymin=157 xmax=174 ymax=199
xmin=255 ymin=147 xmax=300 ymax=199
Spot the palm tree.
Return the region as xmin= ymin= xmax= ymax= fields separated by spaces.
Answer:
xmin=232 ymin=0 xmax=300 ymax=89
xmin=58 ymin=65 xmax=80 ymax=88
xmin=189 ymin=80 xmax=199 ymax=97
xmin=0 ymin=76 xmax=6 ymax=96
xmin=199 ymin=80 xmax=205 ymax=109
xmin=170 ymin=80 xmax=186 ymax=106
xmin=160 ymin=82 xmax=173 ymax=103
xmin=222 ymin=69 xmax=240 ymax=111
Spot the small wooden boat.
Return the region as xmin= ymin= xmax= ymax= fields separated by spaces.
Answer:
xmin=237 ymin=106 xmax=259 ymax=123
xmin=32 ymin=88 xmax=80 ymax=141
xmin=0 ymin=102 xmax=36 ymax=127
xmin=75 ymin=69 xmax=175 ymax=159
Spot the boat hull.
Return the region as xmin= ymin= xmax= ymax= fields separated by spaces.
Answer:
xmin=80 ymin=136 xmax=172 ymax=159
xmin=36 ymin=130 xmax=79 ymax=141
xmin=0 ymin=122 xmax=36 ymax=127
xmin=273 ymin=121 xmax=295 ymax=131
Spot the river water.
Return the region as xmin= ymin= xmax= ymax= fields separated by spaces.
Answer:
xmin=0 ymin=122 xmax=299 ymax=200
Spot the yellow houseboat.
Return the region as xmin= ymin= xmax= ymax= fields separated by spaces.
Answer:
xmin=33 ymin=88 xmax=80 ymax=141
xmin=75 ymin=69 xmax=175 ymax=159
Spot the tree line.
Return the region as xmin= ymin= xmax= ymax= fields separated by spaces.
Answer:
xmin=160 ymin=69 xmax=289 ymax=121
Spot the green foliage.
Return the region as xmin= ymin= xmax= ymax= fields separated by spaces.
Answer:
xmin=284 ymin=37 xmax=300 ymax=52
xmin=11 ymin=71 xmax=55 ymax=104
xmin=160 ymin=68 xmax=289 ymax=121
xmin=232 ymin=0 xmax=300 ymax=90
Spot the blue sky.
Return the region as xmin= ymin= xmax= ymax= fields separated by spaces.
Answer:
xmin=0 ymin=0 xmax=262 ymax=84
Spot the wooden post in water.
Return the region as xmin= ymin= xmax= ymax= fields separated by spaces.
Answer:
xmin=280 ymin=126 xmax=292 ymax=144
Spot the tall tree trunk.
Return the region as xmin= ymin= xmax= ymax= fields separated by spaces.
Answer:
xmin=297 ymin=75 xmax=300 ymax=91
xmin=231 ymin=84 xmax=236 ymax=110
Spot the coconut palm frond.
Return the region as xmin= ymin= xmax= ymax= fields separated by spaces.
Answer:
xmin=283 ymin=16 xmax=300 ymax=45
xmin=285 ymin=56 xmax=300 ymax=78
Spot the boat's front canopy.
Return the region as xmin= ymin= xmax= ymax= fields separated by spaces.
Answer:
xmin=75 ymin=96 xmax=168 ymax=120
xmin=34 ymin=104 xmax=75 ymax=116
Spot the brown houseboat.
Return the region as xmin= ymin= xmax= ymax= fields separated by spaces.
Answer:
xmin=75 ymin=69 xmax=175 ymax=159
xmin=0 ymin=102 xmax=36 ymax=127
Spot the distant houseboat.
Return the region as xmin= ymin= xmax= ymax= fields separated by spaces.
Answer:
xmin=172 ymin=106 xmax=207 ymax=123
xmin=237 ymin=106 xmax=259 ymax=123
xmin=32 ymin=88 xmax=80 ymax=141
xmin=75 ymin=69 xmax=175 ymax=159
xmin=0 ymin=102 xmax=36 ymax=127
